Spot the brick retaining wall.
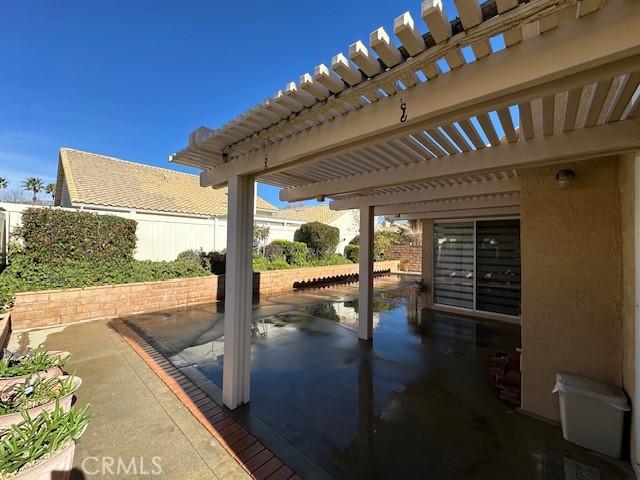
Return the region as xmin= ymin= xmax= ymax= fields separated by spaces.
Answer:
xmin=389 ymin=244 xmax=422 ymax=272
xmin=11 ymin=260 xmax=399 ymax=330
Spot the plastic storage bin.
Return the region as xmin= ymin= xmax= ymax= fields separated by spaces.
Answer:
xmin=554 ymin=373 xmax=630 ymax=458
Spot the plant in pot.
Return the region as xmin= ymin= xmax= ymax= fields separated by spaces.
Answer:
xmin=0 ymin=375 xmax=82 ymax=429
xmin=0 ymin=405 xmax=90 ymax=480
xmin=0 ymin=348 xmax=70 ymax=396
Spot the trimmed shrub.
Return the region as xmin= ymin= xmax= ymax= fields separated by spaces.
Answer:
xmin=201 ymin=251 xmax=226 ymax=275
xmin=294 ymin=222 xmax=339 ymax=258
xmin=266 ymin=240 xmax=307 ymax=266
xmin=349 ymin=231 xmax=396 ymax=261
xmin=15 ymin=208 xmax=137 ymax=263
xmin=176 ymin=249 xmax=203 ymax=264
xmin=344 ymin=244 xmax=359 ymax=263
xmin=0 ymin=255 xmax=208 ymax=312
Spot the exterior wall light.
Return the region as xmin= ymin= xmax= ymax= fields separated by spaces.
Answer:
xmin=556 ymin=169 xmax=576 ymax=189
xmin=316 ymin=195 xmax=326 ymax=202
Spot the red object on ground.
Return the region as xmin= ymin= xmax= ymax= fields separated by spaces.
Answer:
xmin=490 ymin=348 xmax=522 ymax=406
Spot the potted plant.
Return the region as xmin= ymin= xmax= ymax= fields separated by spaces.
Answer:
xmin=0 ymin=349 xmax=70 ymax=395
xmin=0 ymin=376 xmax=82 ymax=429
xmin=0 ymin=405 xmax=90 ymax=480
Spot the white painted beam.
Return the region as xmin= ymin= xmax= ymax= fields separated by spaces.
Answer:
xmin=375 ymin=193 xmax=520 ymax=216
xmin=397 ymin=205 xmax=520 ymax=220
xmin=496 ymin=0 xmax=519 ymax=14
xmin=332 ymin=53 xmax=363 ymax=86
xmin=223 ymin=175 xmax=254 ymax=409
xmin=394 ymin=12 xmax=425 ymax=57
xmin=370 ymin=27 xmax=403 ymax=68
xmin=282 ymin=119 xmax=640 ymax=200
xmin=421 ymin=0 xmax=452 ymax=44
xmin=199 ymin=2 xmax=640 ymax=187
xmin=314 ymin=64 xmax=344 ymax=94
xmin=300 ymin=73 xmax=330 ymax=100
xmin=350 ymin=41 xmax=382 ymax=77
xmin=358 ymin=206 xmax=374 ymax=341
xmin=285 ymin=81 xmax=316 ymax=108
xmin=455 ymin=0 xmax=483 ymax=30
xmin=331 ymin=176 xmax=521 ymax=209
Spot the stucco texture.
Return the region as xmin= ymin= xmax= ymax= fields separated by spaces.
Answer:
xmin=521 ymin=156 xmax=625 ymax=421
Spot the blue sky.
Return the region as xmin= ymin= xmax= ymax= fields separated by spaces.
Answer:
xmin=1 ymin=0 xmax=504 ymax=207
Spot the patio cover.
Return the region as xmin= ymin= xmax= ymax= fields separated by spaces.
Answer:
xmin=171 ymin=0 xmax=640 ymax=409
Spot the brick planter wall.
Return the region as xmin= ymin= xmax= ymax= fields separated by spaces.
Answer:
xmin=389 ymin=244 xmax=422 ymax=272
xmin=11 ymin=260 xmax=399 ymax=330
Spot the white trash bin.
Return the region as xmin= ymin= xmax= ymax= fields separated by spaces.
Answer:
xmin=553 ymin=373 xmax=630 ymax=458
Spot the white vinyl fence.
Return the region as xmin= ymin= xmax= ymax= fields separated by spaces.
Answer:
xmin=0 ymin=202 xmax=303 ymax=263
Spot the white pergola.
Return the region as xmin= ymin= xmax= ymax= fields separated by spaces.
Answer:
xmin=171 ymin=0 xmax=640 ymax=409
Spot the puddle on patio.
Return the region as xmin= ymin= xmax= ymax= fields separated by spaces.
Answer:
xmin=126 ymin=275 xmax=633 ymax=480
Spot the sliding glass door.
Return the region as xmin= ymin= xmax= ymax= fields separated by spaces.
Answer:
xmin=433 ymin=219 xmax=521 ymax=317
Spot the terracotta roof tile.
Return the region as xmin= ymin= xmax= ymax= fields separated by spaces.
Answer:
xmin=57 ymin=148 xmax=278 ymax=216
xmin=273 ymin=204 xmax=346 ymax=224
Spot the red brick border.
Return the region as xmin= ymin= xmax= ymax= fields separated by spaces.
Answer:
xmin=111 ymin=319 xmax=300 ymax=480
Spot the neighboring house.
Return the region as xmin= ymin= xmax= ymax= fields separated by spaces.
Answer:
xmin=48 ymin=148 xmax=306 ymax=260
xmin=273 ymin=204 xmax=360 ymax=254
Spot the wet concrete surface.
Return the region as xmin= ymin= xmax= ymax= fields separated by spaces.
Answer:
xmin=127 ymin=275 xmax=634 ymax=480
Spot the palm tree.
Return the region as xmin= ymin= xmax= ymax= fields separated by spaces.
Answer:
xmin=45 ymin=183 xmax=56 ymax=202
xmin=22 ymin=177 xmax=44 ymax=204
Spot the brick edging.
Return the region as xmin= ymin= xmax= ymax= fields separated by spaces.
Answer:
xmin=111 ymin=320 xmax=300 ymax=480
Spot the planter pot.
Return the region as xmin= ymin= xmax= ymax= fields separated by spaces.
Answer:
xmin=0 ymin=351 xmax=70 ymax=398
xmin=12 ymin=440 xmax=77 ymax=480
xmin=0 ymin=376 xmax=82 ymax=429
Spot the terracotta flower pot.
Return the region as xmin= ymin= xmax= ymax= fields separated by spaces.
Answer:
xmin=0 ymin=351 xmax=70 ymax=398
xmin=0 ymin=376 xmax=82 ymax=430
xmin=12 ymin=439 xmax=77 ymax=480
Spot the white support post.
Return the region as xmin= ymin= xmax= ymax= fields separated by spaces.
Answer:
xmin=358 ymin=206 xmax=374 ymax=341
xmin=223 ymin=175 xmax=255 ymax=409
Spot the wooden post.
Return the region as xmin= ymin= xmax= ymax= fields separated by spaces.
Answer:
xmin=222 ymin=175 xmax=254 ymax=409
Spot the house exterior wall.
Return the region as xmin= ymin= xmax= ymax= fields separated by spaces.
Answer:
xmin=330 ymin=209 xmax=360 ymax=254
xmin=619 ymin=152 xmax=636 ymax=464
xmin=520 ymin=156 xmax=624 ymax=421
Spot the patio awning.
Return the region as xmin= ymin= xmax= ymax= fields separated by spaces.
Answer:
xmin=172 ymin=0 xmax=640 ymax=218
xmin=169 ymin=0 xmax=640 ymax=410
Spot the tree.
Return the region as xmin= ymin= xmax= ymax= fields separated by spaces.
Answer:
xmin=22 ymin=177 xmax=44 ymax=204
xmin=0 ymin=178 xmax=7 ymax=191
xmin=294 ymin=222 xmax=340 ymax=258
xmin=45 ymin=183 xmax=56 ymax=202
xmin=253 ymin=224 xmax=270 ymax=253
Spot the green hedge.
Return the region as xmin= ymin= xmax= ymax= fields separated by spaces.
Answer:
xmin=16 ymin=208 xmax=137 ymax=263
xmin=265 ymin=240 xmax=308 ymax=266
xmin=0 ymin=255 xmax=208 ymax=311
xmin=294 ymin=222 xmax=340 ymax=258
xmin=344 ymin=244 xmax=359 ymax=262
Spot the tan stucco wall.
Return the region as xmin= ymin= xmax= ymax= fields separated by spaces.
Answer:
xmin=619 ymin=153 xmax=636 ymax=462
xmin=521 ymin=156 xmax=624 ymax=421
xmin=421 ymin=219 xmax=434 ymax=309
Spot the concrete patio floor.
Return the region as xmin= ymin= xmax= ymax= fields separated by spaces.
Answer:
xmin=8 ymin=319 xmax=250 ymax=480
xmin=125 ymin=275 xmax=635 ymax=480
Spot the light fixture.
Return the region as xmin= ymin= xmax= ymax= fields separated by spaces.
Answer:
xmin=556 ymin=169 xmax=576 ymax=189
xmin=316 ymin=195 xmax=326 ymax=202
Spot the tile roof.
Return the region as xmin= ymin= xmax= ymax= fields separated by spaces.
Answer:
xmin=273 ymin=204 xmax=347 ymax=224
xmin=56 ymin=148 xmax=278 ymax=216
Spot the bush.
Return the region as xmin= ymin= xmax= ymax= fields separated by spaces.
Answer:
xmin=344 ymin=244 xmax=359 ymax=262
xmin=201 ymin=251 xmax=226 ymax=275
xmin=252 ymin=254 xmax=289 ymax=271
xmin=265 ymin=240 xmax=307 ymax=266
xmin=349 ymin=231 xmax=396 ymax=261
xmin=294 ymin=222 xmax=339 ymax=258
xmin=15 ymin=208 xmax=137 ymax=264
xmin=0 ymin=256 xmax=208 ymax=312
xmin=176 ymin=249 xmax=203 ymax=264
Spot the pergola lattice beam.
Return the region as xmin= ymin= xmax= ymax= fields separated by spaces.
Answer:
xmin=283 ymin=119 xmax=640 ymax=201
xmin=374 ymin=193 xmax=520 ymax=215
xmin=198 ymin=2 xmax=640 ymax=189
xmin=330 ymin=176 xmax=520 ymax=209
